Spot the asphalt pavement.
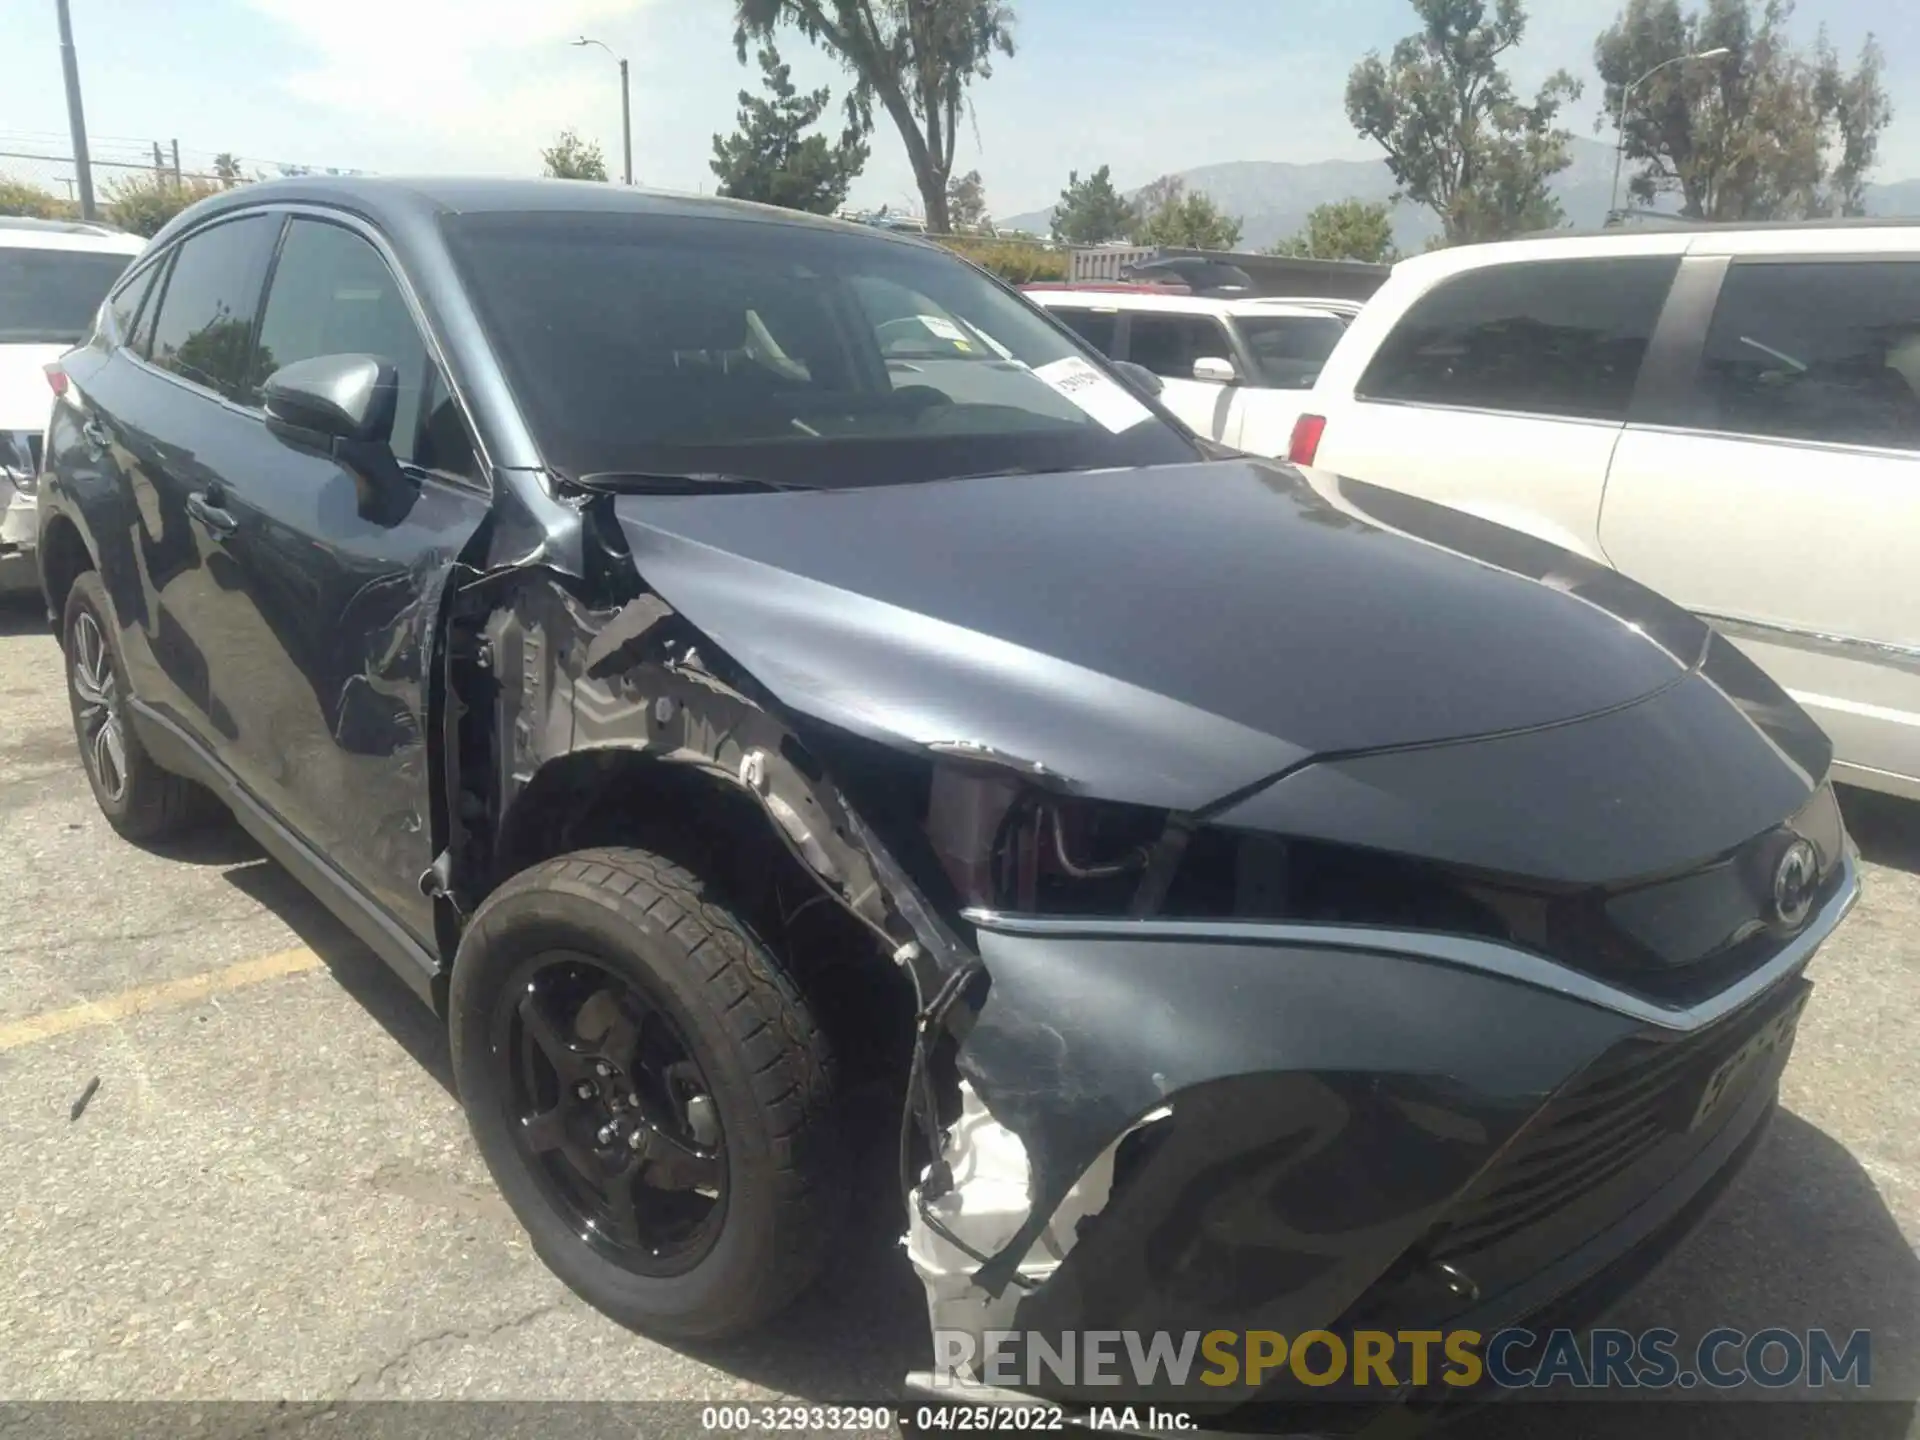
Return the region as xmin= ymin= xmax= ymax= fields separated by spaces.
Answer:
xmin=0 ymin=594 xmax=1915 ymax=1438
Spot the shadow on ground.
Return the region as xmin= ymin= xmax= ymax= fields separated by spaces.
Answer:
xmin=1460 ymin=1107 xmax=1918 ymax=1437
xmin=1838 ymin=786 xmax=1920 ymax=876
xmin=218 ymin=844 xmax=455 ymax=1097
xmin=0 ymin=594 xmax=48 ymax=639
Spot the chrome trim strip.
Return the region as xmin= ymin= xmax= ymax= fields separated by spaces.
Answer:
xmin=1697 ymin=611 xmax=1920 ymax=678
xmin=961 ymin=853 xmax=1859 ymax=1033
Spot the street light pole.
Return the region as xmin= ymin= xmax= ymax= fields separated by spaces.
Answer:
xmin=619 ymin=57 xmax=632 ymax=187
xmin=573 ymin=37 xmax=633 ymax=185
xmin=1609 ymin=47 xmax=1732 ymax=220
xmin=54 ymin=0 xmax=97 ymax=220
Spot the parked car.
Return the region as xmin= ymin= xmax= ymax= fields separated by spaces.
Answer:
xmin=41 ymin=179 xmax=1855 ymax=1418
xmin=1027 ymin=287 xmax=1352 ymax=453
xmin=0 ymin=217 xmax=144 ymax=588
xmin=1292 ymin=221 xmax=1920 ymax=803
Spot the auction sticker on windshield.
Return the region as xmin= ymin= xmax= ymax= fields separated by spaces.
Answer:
xmin=1033 ymin=356 xmax=1153 ymax=433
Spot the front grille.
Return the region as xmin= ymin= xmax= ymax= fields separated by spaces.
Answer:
xmin=1425 ymin=976 xmax=1807 ymax=1273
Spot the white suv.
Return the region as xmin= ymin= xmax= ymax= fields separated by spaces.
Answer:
xmin=0 ymin=218 xmax=145 ymax=587
xmin=1026 ymin=287 xmax=1354 ymax=453
xmin=1292 ymin=222 xmax=1920 ymax=802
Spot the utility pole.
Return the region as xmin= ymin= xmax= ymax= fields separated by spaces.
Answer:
xmin=619 ymin=57 xmax=632 ymax=187
xmin=170 ymin=138 xmax=181 ymax=185
xmin=54 ymin=0 xmax=97 ymax=220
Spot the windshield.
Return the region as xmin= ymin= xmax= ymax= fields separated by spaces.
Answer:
xmin=0 ymin=247 xmax=134 ymax=345
xmin=442 ymin=211 xmax=1200 ymax=486
xmin=1236 ymin=313 xmax=1349 ymax=389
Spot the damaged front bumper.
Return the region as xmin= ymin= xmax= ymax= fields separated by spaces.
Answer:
xmin=906 ymin=858 xmax=1858 ymax=1415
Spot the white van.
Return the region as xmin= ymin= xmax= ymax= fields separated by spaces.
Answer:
xmin=1292 ymin=221 xmax=1920 ymax=801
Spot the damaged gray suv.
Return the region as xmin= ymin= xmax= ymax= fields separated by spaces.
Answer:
xmin=41 ymin=178 xmax=1857 ymax=1415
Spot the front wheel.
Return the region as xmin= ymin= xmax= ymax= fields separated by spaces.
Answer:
xmin=450 ymin=846 xmax=844 ymax=1340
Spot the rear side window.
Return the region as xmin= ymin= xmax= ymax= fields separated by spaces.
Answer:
xmin=148 ymin=215 xmax=278 ymax=401
xmin=105 ymin=262 xmax=159 ymax=349
xmin=1126 ymin=313 xmax=1235 ymax=379
xmin=1051 ymin=307 xmax=1118 ymax=355
xmin=1689 ymin=260 xmax=1920 ymax=452
xmin=1358 ymin=256 xmax=1678 ymax=421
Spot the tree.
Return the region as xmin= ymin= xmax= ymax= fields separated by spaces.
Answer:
xmin=732 ymin=0 xmax=1015 ymax=234
xmin=541 ymin=130 xmax=609 ymax=181
xmin=1347 ymin=0 xmax=1582 ymax=244
xmin=1050 ymin=165 xmax=1132 ymax=243
xmin=947 ymin=168 xmax=989 ymax=230
xmin=101 ymin=173 xmax=222 ymax=237
xmin=1595 ymin=0 xmax=1891 ymax=220
xmin=1134 ymin=188 xmax=1242 ymax=250
xmin=1270 ymin=199 xmax=1401 ymax=262
xmin=0 ymin=176 xmax=75 ymax=219
xmin=213 ymin=153 xmax=245 ymax=187
xmin=711 ymin=43 xmax=869 ymax=213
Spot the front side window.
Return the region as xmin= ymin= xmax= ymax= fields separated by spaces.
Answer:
xmin=252 ymin=219 xmax=441 ymax=466
xmin=1125 ymin=314 xmax=1236 ymax=380
xmin=442 ymin=212 xmax=1199 ymax=487
xmin=1234 ymin=313 xmax=1348 ymax=389
xmin=147 ymin=215 xmax=278 ymax=401
xmin=1358 ymin=256 xmax=1679 ymax=422
xmin=1690 ymin=260 xmax=1920 ymax=452
xmin=0 ymin=246 xmax=136 ymax=345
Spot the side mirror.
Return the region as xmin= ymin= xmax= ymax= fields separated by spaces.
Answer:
xmin=1193 ymin=356 xmax=1239 ymax=385
xmin=264 ymin=354 xmax=398 ymax=446
xmin=1111 ymin=360 xmax=1164 ymax=398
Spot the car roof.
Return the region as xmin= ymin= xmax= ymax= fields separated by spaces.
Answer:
xmin=156 ymin=174 xmax=921 ymax=249
xmin=1028 ymin=289 xmax=1352 ymax=320
xmin=0 ymin=217 xmax=145 ymax=253
xmin=1390 ymin=218 xmax=1920 ymax=283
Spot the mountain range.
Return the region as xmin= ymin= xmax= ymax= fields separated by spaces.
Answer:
xmin=999 ymin=136 xmax=1920 ymax=250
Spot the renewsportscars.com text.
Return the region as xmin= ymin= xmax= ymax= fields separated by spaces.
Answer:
xmin=935 ymin=1326 xmax=1873 ymax=1391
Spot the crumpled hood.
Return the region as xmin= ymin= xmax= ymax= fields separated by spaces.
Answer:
xmin=610 ymin=459 xmax=1711 ymax=811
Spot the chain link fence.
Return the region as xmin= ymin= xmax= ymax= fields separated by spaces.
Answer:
xmin=0 ymin=132 xmax=366 ymax=217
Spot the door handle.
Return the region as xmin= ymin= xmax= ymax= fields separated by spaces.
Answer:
xmin=186 ymin=489 xmax=238 ymax=538
xmin=82 ymin=418 xmax=111 ymax=452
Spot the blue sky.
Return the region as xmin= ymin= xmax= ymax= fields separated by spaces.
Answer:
xmin=2 ymin=0 xmax=1913 ymax=219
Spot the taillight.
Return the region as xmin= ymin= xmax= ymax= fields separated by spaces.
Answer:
xmin=44 ymin=364 xmax=68 ymax=398
xmin=1288 ymin=413 xmax=1326 ymax=466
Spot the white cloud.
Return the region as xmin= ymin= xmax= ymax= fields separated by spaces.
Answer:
xmin=244 ymin=0 xmax=672 ymax=174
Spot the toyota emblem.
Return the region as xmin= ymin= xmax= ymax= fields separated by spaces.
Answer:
xmin=1772 ymin=839 xmax=1820 ymax=929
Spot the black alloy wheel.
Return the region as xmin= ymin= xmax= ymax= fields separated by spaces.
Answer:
xmin=501 ymin=950 xmax=726 ymax=1274
xmin=451 ymin=846 xmax=843 ymax=1340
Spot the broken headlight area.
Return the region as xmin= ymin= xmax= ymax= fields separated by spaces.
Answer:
xmin=913 ymin=763 xmax=1849 ymax=1006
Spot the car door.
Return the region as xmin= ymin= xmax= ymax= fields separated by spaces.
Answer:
xmin=1310 ymin=255 xmax=1679 ymax=560
xmin=70 ymin=213 xmax=282 ymax=751
xmin=1222 ymin=311 xmax=1350 ymax=456
xmin=1120 ymin=310 xmax=1240 ymax=441
xmin=1599 ymin=246 xmax=1920 ymax=794
xmin=194 ymin=213 xmax=493 ymax=941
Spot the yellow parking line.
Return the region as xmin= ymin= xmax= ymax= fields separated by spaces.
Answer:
xmin=0 ymin=947 xmax=324 ymax=1052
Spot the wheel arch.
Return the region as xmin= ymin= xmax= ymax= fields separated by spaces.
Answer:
xmin=38 ymin=511 xmax=96 ymax=632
